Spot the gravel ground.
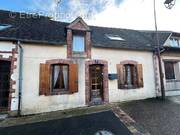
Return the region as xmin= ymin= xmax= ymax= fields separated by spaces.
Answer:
xmin=120 ymin=98 xmax=180 ymax=135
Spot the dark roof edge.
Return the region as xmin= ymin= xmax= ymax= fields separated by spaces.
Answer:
xmin=164 ymin=46 xmax=180 ymax=52
xmin=92 ymin=44 xmax=154 ymax=52
xmin=0 ymin=37 xmax=66 ymax=46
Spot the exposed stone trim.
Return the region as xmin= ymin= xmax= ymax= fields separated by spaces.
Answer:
xmin=85 ymin=60 xmax=109 ymax=105
xmin=8 ymin=46 xmax=18 ymax=112
xmin=113 ymin=107 xmax=151 ymax=135
xmin=46 ymin=59 xmax=75 ymax=65
xmin=67 ymin=29 xmax=73 ymax=58
xmin=120 ymin=60 xmax=138 ymax=65
xmin=66 ymin=17 xmax=90 ymax=31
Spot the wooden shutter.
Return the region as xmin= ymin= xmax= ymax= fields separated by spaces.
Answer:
xmin=137 ymin=64 xmax=144 ymax=88
xmin=117 ymin=64 xmax=125 ymax=89
xmin=69 ymin=64 xmax=78 ymax=93
xmin=39 ymin=64 xmax=51 ymax=95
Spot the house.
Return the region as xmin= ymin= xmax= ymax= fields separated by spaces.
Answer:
xmin=0 ymin=10 xmax=179 ymax=116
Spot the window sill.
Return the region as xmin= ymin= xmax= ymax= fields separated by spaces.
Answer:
xmin=166 ymin=79 xmax=180 ymax=83
xmin=119 ymin=85 xmax=142 ymax=90
xmin=50 ymin=90 xmax=70 ymax=95
xmin=71 ymin=52 xmax=87 ymax=58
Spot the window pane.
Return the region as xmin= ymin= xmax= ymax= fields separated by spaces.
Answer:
xmin=73 ymin=35 xmax=85 ymax=52
xmin=170 ymin=38 xmax=179 ymax=47
xmin=52 ymin=65 xmax=68 ymax=91
xmin=164 ymin=62 xmax=175 ymax=79
xmin=125 ymin=65 xmax=133 ymax=85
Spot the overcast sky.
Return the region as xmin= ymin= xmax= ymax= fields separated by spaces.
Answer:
xmin=0 ymin=0 xmax=180 ymax=32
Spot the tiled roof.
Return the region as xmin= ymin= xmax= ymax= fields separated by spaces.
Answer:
xmin=0 ymin=10 xmax=172 ymax=51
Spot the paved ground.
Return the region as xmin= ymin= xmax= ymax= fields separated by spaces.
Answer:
xmin=120 ymin=97 xmax=180 ymax=135
xmin=0 ymin=111 xmax=132 ymax=135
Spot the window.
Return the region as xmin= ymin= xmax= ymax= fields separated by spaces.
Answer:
xmin=124 ymin=64 xmax=137 ymax=86
xmin=51 ymin=64 xmax=68 ymax=92
xmin=117 ymin=63 xmax=143 ymax=89
xmin=39 ymin=62 xmax=78 ymax=95
xmin=73 ymin=35 xmax=85 ymax=52
xmin=170 ymin=38 xmax=180 ymax=47
xmin=164 ymin=61 xmax=175 ymax=80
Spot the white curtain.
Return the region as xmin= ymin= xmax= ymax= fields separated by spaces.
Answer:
xmin=62 ymin=66 xmax=68 ymax=89
xmin=53 ymin=65 xmax=60 ymax=87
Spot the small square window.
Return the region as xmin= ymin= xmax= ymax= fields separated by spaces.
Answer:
xmin=73 ymin=35 xmax=85 ymax=52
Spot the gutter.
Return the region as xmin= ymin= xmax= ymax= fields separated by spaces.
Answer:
xmin=17 ymin=41 xmax=23 ymax=116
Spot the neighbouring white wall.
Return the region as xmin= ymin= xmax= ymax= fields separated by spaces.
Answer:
xmin=21 ymin=44 xmax=86 ymax=115
xmin=0 ymin=42 xmax=19 ymax=112
xmin=161 ymin=55 xmax=180 ymax=96
xmin=92 ymin=48 xmax=156 ymax=103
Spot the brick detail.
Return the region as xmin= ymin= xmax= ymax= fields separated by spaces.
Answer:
xmin=67 ymin=29 xmax=73 ymax=58
xmin=86 ymin=32 xmax=91 ymax=58
xmin=120 ymin=60 xmax=138 ymax=65
xmin=46 ymin=59 xmax=75 ymax=65
xmin=85 ymin=60 xmax=109 ymax=105
xmin=70 ymin=21 xmax=88 ymax=31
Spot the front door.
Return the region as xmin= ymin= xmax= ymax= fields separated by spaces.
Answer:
xmin=0 ymin=61 xmax=11 ymax=112
xmin=89 ymin=65 xmax=103 ymax=105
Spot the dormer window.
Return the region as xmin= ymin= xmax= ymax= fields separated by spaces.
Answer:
xmin=73 ymin=35 xmax=85 ymax=52
xmin=170 ymin=37 xmax=180 ymax=47
xmin=66 ymin=17 xmax=91 ymax=58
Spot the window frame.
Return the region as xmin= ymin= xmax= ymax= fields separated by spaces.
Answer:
xmin=39 ymin=59 xmax=79 ymax=96
xmin=170 ymin=37 xmax=180 ymax=47
xmin=72 ymin=30 xmax=86 ymax=53
xmin=51 ymin=64 xmax=69 ymax=94
xmin=117 ymin=61 xmax=143 ymax=89
xmin=72 ymin=35 xmax=85 ymax=53
xmin=124 ymin=64 xmax=138 ymax=88
xmin=164 ymin=61 xmax=176 ymax=80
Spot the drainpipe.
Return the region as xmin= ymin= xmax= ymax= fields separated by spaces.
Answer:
xmin=154 ymin=0 xmax=165 ymax=100
xmin=17 ymin=41 xmax=23 ymax=116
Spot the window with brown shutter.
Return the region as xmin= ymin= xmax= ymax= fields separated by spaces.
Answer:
xmin=39 ymin=62 xmax=78 ymax=96
xmin=117 ymin=62 xmax=144 ymax=89
xmin=51 ymin=64 xmax=69 ymax=93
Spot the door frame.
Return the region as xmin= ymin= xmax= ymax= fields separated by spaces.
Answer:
xmin=85 ymin=60 xmax=109 ymax=105
xmin=0 ymin=59 xmax=12 ymax=112
xmin=89 ymin=64 xmax=103 ymax=103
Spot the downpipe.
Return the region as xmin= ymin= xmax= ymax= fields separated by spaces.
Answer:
xmin=17 ymin=41 xmax=23 ymax=116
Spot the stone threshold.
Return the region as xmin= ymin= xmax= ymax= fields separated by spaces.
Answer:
xmin=113 ymin=107 xmax=151 ymax=135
